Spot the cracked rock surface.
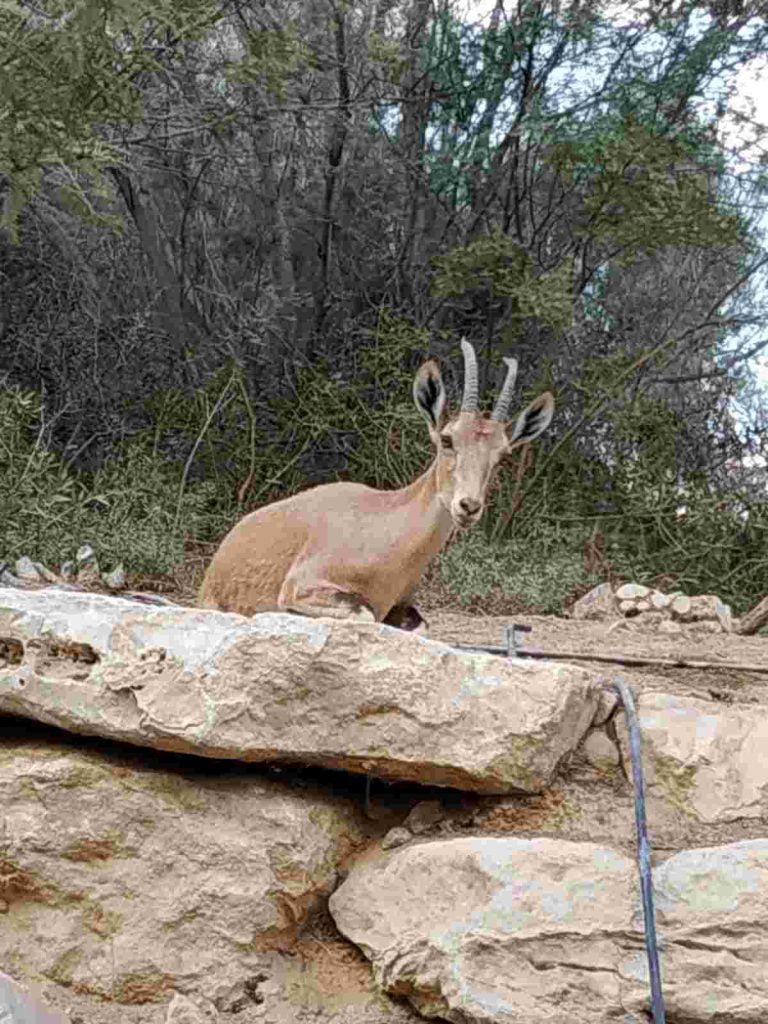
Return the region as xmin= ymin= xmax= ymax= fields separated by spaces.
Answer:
xmin=0 ymin=730 xmax=370 ymax=1004
xmin=0 ymin=588 xmax=601 ymax=794
xmin=330 ymin=835 xmax=768 ymax=1024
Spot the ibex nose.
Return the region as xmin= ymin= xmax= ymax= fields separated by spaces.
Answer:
xmin=459 ymin=497 xmax=481 ymax=516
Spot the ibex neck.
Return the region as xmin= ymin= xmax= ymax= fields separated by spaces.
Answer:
xmin=393 ymin=458 xmax=454 ymax=555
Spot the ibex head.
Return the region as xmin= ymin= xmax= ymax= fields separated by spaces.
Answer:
xmin=413 ymin=339 xmax=554 ymax=529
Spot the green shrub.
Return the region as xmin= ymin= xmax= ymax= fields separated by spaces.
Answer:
xmin=438 ymin=528 xmax=598 ymax=613
xmin=0 ymin=386 xmax=227 ymax=575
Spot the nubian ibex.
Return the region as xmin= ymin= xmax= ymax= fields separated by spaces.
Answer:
xmin=198 ymin=340 xmax=554 ymax=630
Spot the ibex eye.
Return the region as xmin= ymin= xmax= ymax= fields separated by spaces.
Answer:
xmin=440 ymin=435 xmax=453 ymax=450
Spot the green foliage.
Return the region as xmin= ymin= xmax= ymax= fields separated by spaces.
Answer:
xmin=432 ymin=231 xmax=529 ymax=298
xmin=486 ymin=384 xmax=768 ymax=614
xmin=439 ymin=529 xmax=597 ymax=614
xmin=0 ymin=388 xmax=86 ymax=559
xmin=2 ymin=343 xmax=765 ymax=615
xmin=268 ymin=310 xmax=432 ymax=492
xmin=422 ymin=5 xmax=599 ymax=201
xmin=432 ymin=231 xmax=574 ymax=335
xmin=0 ymin=0 xmax=222 ymax=239
xmin=551 ymin=121 xmax=744 ymax=256
xmin=367 ymin=33 xmax=406 ymax=84
xmin=0 ymin=312 xmax=434 ymax=579
xmin=0 ymin=386 xmax=227 ymax=575
xmin=229 ymin=24 xmax=311 ymax=99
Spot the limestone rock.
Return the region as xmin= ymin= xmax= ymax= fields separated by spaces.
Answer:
xmin=76 ymin=562 xmax=102 ymax=587
xmin=651 ymin=839 xmax=768 ymax=1022
xmin=604 ymin=619 xmax=633 ymax=636
xmin=34 ymin=562 xmax=60 ymax=584
xmin=102 ymin=563 xmax=127 ymax=591
xmin=670 ymin=594 xmax=692 ymax=620
xmin=0 ymin=732 xmax=368 ymax=1006
xmin=164 ymin=993 xmax=218 ymax=1023
xmin=689 ymin=594 xmax=732 ymax=631
xmin=658 ymin=620 xmax=682 ymax=635
xmin=382 ymin=827 xmax=412 ymax=850
xmin=618 ymin=599 xmax=637 ymax=616
xmin=0 ymin=565 xmax=21 ymax=587
xmin=330 ymin=835 xmax=768 ymax=1024
xmin=592 ymin=688 xmax=619 ymax=727
xmin=0 ymin=588 xmax=601 ymax=795
xmin=14 ymin=556 xmax=42 ymax=582
xmin=614 ymin=583 xmax=650 ymax=600
xmin=60 ymin=561 xmax=76 ymax=581
xmin=649 ymin=590 xmax=671 ymax=610
xmin=403 ymin=800 xmax=444 ymax=835
xmin=687 ymin=619 xmax=725 ymax=634
xmin=582 ymin=728 xmax=620 ymax=771
xmin=617 ymin=692 xmax=768 ymax=822
xmin=76 ymin=543 xmax=95 ymax=565
xmin=635 ymin=610 xmax=664 ymax=630
xmin=571 ymin=583 xmax=618 ymax=621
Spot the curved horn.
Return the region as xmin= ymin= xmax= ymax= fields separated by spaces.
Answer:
xmin=460 ymin=338 xmax=479 ymax=413
xmin=490 ymin=357 xmax=519 ymax=421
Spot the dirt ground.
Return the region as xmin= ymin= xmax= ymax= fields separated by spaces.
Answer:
xmin=428 ymin=609 xmax=768 ymax=704
xmin=5 ymin=572 xmax=767 ymax=1024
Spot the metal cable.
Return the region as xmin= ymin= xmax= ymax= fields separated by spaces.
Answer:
xmin=610 ymin=676 xmax=666 ymax=1024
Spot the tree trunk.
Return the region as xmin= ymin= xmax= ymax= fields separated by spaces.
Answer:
xmin=736 ymin=595 xmax=768 ymax=636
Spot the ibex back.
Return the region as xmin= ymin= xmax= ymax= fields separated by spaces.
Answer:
xmin=198 ymin=340 xmax=554 ymax=630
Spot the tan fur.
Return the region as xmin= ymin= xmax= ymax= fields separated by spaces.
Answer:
xmin=198 ymin=348 xmax=554 ymax=626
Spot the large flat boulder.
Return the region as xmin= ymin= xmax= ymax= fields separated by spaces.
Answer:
xmin=0 ymin=588 xmax=601 ymax=794
xmin=330 ymin=835 xmax=768 ymax=1023
xmin=0 ymin=729 xmax=369 ymax=1007
xmin=617 ymin=691 xmax=768 ymax=822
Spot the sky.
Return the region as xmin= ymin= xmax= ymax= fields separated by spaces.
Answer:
xmin=456 ymin=0 xmax=768 ymax=394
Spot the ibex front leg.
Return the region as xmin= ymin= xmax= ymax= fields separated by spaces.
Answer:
xmin=278 ymin=574 xmax=376 ymax=624
xmin=383 ymin=587 xmax=428 ymax=634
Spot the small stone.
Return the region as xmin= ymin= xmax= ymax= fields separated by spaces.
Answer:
xmin=33 ymin=562 xmax=59 ymax=584
xmin=650 ymin=590 xmax=671 ymax=610
xmin=592 ymin=689 xmax=619 ymax=727
xmin=618 ymin=600 xmax=638 ymax=616
xmin=615 ymin=583 xmax=650 ymax=600
xmin=382 ymin=827 xmax=412 ymax=850
xmin=636 ymin=611 xmax=664 ymax=631
xmin=688 ymin=619 xmax=724 ymax=634
xmin=165 ymin=992 xmax=217 ymax=1023
xmin=582 ymin=729 xmax=621 ymax=771
xmin=689 ymin=595 xmax=731 ymax=630
xmin=76 ymin=563 xmax=102 ymax=588
xmin=76 ymin=544 xmax=95 ymax=566
xmin=60 ymin=561 xmax=76 ymax=581
xmin=715 ymin=599 xmax=733 ymax=633
xmin=15 ymin=556 xmax=42 ymax=582
xmin=0 ymin=565 xmax=22 ymax=587
xmin=102 ymin=564 xmax=126 ymax=591
xmin=572 ymin=583 xmax=619 ymax=621
xmin=636 ymin=600 xmax=651 ymax=612
xmin=658 ymin=620 xmax=683 ymax=635
xmin=670 ymin=594 xmax=692 ymax=620
xmin=404 ymin=800 xmax=445 ymax=835
xmin=604 ymin=620 xmax=632 ymax=636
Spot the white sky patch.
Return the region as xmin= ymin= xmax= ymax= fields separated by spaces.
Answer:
xmin=454 ymin=1 xmax=768 ymax=392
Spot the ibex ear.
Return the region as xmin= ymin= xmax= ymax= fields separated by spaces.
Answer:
xmin=413 ymin=360 xmax=447 ymax=432
xmin=509 ymin=392 xmax=554 ymax=448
